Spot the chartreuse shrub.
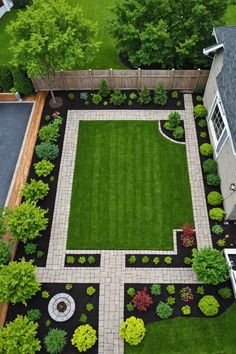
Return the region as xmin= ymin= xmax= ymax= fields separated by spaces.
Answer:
xmin=203 ymin=159 xmax=218 ymax=174
xmin=154 ymin=82 xmax=167 ymax=106
xmin=209 ymin=208 xmax=225 ymax=221
xmin=138 ymin=86 xmax=151 ymax=105
xmin=86 ymin=286 xmax=96 ymax=296
xmin=198 ymin=295 xmax=219 ymax=316
xmin=21 ymin=179 xmax=49 ymax=203
xmin=0 ymin=239 xmax=11 ymax=266
xmin=34 ymin=160 xmax=54 ymax=177
xmin=193 ymin=104 xmax=207 ymax=118
xmin=199 ymin=143 xmax=214 ymax=157
xmin=120 ymin=316 xmax=146 ymax=345
xmin=35 ymin=142 xmax=59 ymax=161
xmin=0 ymin=315 xmax=41 ymax=354
xmin=207 ymin=191 xmax=223 ymax=206
xmin=192 ymin=248 xmax=229 ymax=285
xmin=5 ymin=202 xmax=48 ymax=243
xmin=98 ymin=79 xmax=110 ymax=98
xmin=44 ymin=328 xmax=67 ymax=354
xmin=156 ymin=301 xmax=173 ymax=319
xmin=71 ymin=324 xmax=97 ymax=352
xmin=181 ymin=305 xmax=191 ymax=315
xmin=0 ymin=258 xmax=41 ymax=305
xmin=38 ymin=122 xmax=60 ymax=143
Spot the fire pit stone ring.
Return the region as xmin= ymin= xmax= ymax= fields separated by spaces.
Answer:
xmin=48 ymin=293 xmax=75 ymax=322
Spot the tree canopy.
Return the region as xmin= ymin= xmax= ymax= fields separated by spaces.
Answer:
xmin=109 ymin=0 xmax=227 ymax=68
xmin=7 ymin=0 xmax=100 ymax=77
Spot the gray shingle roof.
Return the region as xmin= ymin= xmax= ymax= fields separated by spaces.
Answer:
xmin=213 ymin=26 xmax=236 ymax=150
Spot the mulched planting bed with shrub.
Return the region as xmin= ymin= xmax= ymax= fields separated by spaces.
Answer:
xmin=124 ymin=281 xmax=234 ymax=325
xmin=6 ymin=283 xmax=99 ymax=354
xmin=159 ymin=120 xmax=185 ymax=143
xmin=65 ymin=254 xmax=101 ymax=267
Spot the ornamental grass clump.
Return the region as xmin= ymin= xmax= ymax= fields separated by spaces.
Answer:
xmin=71 ymin=324 xmax=97 ymax=352
xmin=120 ymin=316 xmax=146 ymax=345
xmin=132 ymin=287 xmax=153 ymax=311
xmin=192 ymin=248 xmax=229 ymax=285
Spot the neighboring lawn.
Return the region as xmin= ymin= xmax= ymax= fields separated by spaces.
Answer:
xmin=0 ymin=10 xmax=18 ymax=66
xmin=224 ymin=5 xmax=236 ymax=25
xmin=125 ymin=302 xmax=236 ymax=354
xmin=67 ymin=121 xmax=193 ymax=250
xmin=0 ymin=1 xmax=125 ymax=69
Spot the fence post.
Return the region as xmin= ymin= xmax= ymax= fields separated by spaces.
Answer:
xmin=194 ymin=68 xmax=201 ymax=91
xmin=170 ymin=68 xmax=175 ymax=90
xmin=89 ymin=69 xmax=93 ymax=90
xmin=109 ymin=68 xmax=114 ymax=89
xmin=60 ymin=70 xmax=67 ymax=91
xmin=137 ymin=68 xmax=141 ymax=89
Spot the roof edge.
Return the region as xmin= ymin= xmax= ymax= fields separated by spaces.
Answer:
xmin=203 ymin=43 xmax=223 ymax=56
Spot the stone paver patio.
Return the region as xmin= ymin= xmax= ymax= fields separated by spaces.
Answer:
xmin=38 ymin=94 xmax=211 ymax=354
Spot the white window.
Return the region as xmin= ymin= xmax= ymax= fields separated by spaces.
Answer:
xmin=210 ymin=101 xmax=228 ymax=155
xmin=211 ymin=105 xmax=225 ymax=140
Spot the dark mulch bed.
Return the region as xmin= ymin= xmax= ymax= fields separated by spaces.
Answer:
xmin=159 ymin=120 xmax=185 ymax=143
xmin=65 ymin=254 xmax=101 ymax=267
xmin=194 ymin=115 xmax=236 ymax=249
xmin=124 ymin=281 xmax=234 ymax=325
xmin=14 ymin=95 xmax=69 ymax=267
xmin=51 ymin=90 xmax=185 ymax=111
xmin=6 ymin=283 xmax=99 ymax=354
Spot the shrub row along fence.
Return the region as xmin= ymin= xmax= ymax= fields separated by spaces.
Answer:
xmin=32 ymin=69 xmax=209 ymax=92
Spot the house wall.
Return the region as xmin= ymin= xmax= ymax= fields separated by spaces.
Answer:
xmin=204 ymin=50 xmax=236 ymax=220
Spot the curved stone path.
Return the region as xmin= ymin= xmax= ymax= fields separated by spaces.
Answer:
xmin=38 ymin=94 xmax=211 ymax=354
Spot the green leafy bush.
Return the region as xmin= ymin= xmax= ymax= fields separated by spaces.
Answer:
xmin=207 ymin=191 xmax=223 ymax=206
xmin=0 ymin=239 xmax=11 ymax=266
xmin=171 ymin=90 xmax=179 ymax=99
xmin=71 ymin=324 xmax=97 ymax=352
xmin=130 ymin=92 xmax=137 ymax=100
xmin=156 ymin=301 xmax=173 ymax=319
xmin=166 ymin=284 xmax=175 ymax=294
xmin=66 ymin=255 xmax=75 ymax=264
xmin=207 ymin=174 xmax=221 ymax=187
xmin=153 ymin=256 xmax=160 ymax=265
xmin=196 ymin=95 xmax=203 ymax=102
xmin=200 ymin=131 xmax=207 ymax=138
xmin=12 ymin=0 xmax=32 ymax=8
xmin=211 ymin=224 xmax=224 ymax=235
xmin=11 ymin=67 xmax=34 ymax=96
xmin=173 ymin=126 xmax=184 ymax=139
xmin=192 ymin=248 xmax=229 ymax=285
xmin=35 ymin=142 xmax=59 ymax=161
xmin=126 ymin=302 xmax=134 ymax=312
xmin=37 ymin=250 xmax=44 ymax=258
xmin=163 ymin=121 xmax=172 ymax=131
xmin=24 ymin=242 xmax=37 ymax=255
xmin=86 ymin=286 xmax=96 ymax=296
xmin=65 ymin=283 xmax=73 ymax=291
xmin=203 ymin=159 xmax=218 ymax=174
xmin=168 ymin=112 xmax=181 ymax=130
xmin=138 ymin=86 xmax=151 ymax=105
xmin=218 ymin=287 xmax=233 ymax=299
xmin=80 ymin=92 xmax=89 ymax=101
xmin=150 ymin=283 xmax=161 ymax=296
xmin=6 ymin=202 xmax=48 ymax=243
xmin=199 ymin=143 xmax=213 ymax=157
xmin=196 ymin=286 xmax=205 ymax=295
xmin=198 ymin=119 xmax=207 ymax=128
xmin=41 ymin=290 xmax=50 ymax=299
xmin=0 ymin=66 xmax=13 ymax=92
xmin=127 ymin=287 xmax=136 ymax=297
xmin=34 ymin=160 xmax=54 ymax=177
xmin=67 ymin=92 xmax=76 ymax=101
xmin=195 ymin=85 xmax=205 ymax=95
xmin=99 ymin=80 xmax=110 ymax=98
xmin=181 ymin=305 xmax=191 ymax=315
xmin=78 ymin=256 xmax=86 ymax=264
xmin=0 ymin=259 xmax=40 ymax=305
xmin=209 ymin=208 xmax=225 ymax=221
xmin=164 ymin=256 xmax=172 ymax=264
xmin=38 ymin=122 xmax=60 ymax=143
xmin=44 ymin=328 xmax=67 ymax=354
xmin=88 ymin=255 xmax=96 ymax=264
xmin=184 ymin=257 xmax=192 ymax=265
xmin=26 ymin=308 xmax=41 ymax=322
xmin=21 ymin=179 xmax=49 ymax=203
xmin=120 ymin=316 xmax=146 ymax=345
xmin=92 ymin=93 xmax=102 ymax=105
xmin=217 ymin=238 xmax=226 ymax=247
xmin=128 ymin=255 xmax=137 ymax=264
xmin=0 ymin=315 xmax=41 ymax=354
xmin=141 ymin=255 xmax=149 ymax=264
xmin=167 ymin=296 xmax=175 ymax=305
xmin=80 ymin=314 xmax=87 ymax=323
xmin=86 ymin=303 xmax=94 ymax=312
xmin=198 ymin=295 xmax=219 ymax=316
xmin=110 ymin=89 xmax=127 ymax=106
xmin=194 ymin=104 xmax=207 ymax=118
xmin=154 ymin=83 xmax=167 ymax=105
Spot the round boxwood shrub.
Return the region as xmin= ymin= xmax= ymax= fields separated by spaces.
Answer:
xmin=0 ymin=239 xmax=11 ymax=266
xmin=71 ymin=324 xmax=97 ymax=352
xmin=193 ymin=104 xmax=207 ymax=118
xmin=207 ymin=191 xmax=223 ymax=206
xmin=192 ymin=248 xmax=229 ymax=285
xmin=120 ymin=316 xmax=146 ymax=346
xmin=198 ymin=295 xmax=220 ymax=316
xmin=206 ymin=174 xmax=221 ymax=186
xmin=35 ymin=142 xmax=59 ymax=160
xmin=202 ymin=159 xmax=217 ymax=174
xmin=44 ymin=328 xmax=67 ymax=354
xmin=199 ymin=143 xmax=214 ymax=157
xmin=209 ymin=208 xmax=225 ymax=221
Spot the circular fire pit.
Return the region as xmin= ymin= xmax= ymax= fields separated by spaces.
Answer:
xmin=48 ymin=293 xmax=75 ymax=322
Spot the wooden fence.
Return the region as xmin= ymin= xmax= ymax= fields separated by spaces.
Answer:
xmin=32 ymin=69 xmax=209 ymax=92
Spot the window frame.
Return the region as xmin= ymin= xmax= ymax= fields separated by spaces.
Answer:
xmin=209 ymin=96 xmax=228 ymax=156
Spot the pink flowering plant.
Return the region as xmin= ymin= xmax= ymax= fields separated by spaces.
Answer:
xmin=180 ymin=286 xmax=194 ymax=302
xmin=52 ymin=111 xmax=60 ymax=117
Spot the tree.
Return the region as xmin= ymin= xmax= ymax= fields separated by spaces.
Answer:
xmin=11 ymin=67 xmax=34 ymax=97
xmin=0 ymin=315 xmax=41 ymax=354
xmin=192 ymin=248 xmax=229 ymax=285
xmin=0 ymin=66 xmax=13 ymax=92
xmin=109 ymin=0 xmax=227 ymax=68
xmin=0 ymin=259 xmax=41 ymax=305
xmin=7 ymin=0 xmax=100 ymax=78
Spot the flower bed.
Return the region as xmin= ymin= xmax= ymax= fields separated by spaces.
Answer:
xmin=65 ymin=254 xmax=101 ymax=267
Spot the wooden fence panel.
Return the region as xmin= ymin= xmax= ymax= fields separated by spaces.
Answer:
xmin=32 ymin=69 xmax=210 ymax=92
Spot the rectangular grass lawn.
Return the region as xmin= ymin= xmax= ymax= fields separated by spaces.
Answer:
xmin=67 ymin=121 xmax=194 ymax=250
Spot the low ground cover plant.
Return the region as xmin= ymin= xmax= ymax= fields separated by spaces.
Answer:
xmin=26 ymin=308 xmax=41 ymax=322
xmin=86 ymin=286 xmax=96 ymax=296
xmin=71 ymin=324 xmax=97 ymax=352
xmin=181 ymin=305 xmax=191 ymax=315
xmin=198 ymin=295 xmax=219 ymax=316
xmin=24 ymin=242 xmax=37 ymax=255
xmin=120 ymin=316 xmax=146 ymax=345
xmin=181 ymin=224 xmax=195 ymax=247
xmin=211 ymin=224 xmax=224 ymax=235
xmin=179 ymin=286 xmax=193 ymax=302
xmin=150 ymin=284 xmax=161 ymax=296
xmin=218 ymin=287 xmax=232 ymax=299
xmin=128 ymin=255 xmax=137 ymax=264
xmin=127 ymin=287 xmax=136 ymax=297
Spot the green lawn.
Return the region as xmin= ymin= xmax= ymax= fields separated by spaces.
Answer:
xmin=224 ymin=5 xmax=236 ymax=25
xmin=125 ymin=303 xmax=236 ymax=354
xmin=67 ymin=121 xmax=193 ymax=250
